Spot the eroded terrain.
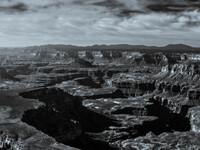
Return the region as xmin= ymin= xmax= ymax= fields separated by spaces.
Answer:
xmin=0 ymin=45 xmax=200 ymax=150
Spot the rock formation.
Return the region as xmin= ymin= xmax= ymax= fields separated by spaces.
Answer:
xmin=20 ymin=88 xmax=117 ymax=150
xmin=1 ymin=46 xmax=200 ymax=149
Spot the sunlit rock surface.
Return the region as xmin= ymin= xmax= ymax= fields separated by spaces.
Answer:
xmin=110 ymin=131 xmax=200 ymax=150
xmin=187 ymin=106 xmax=200 ymax=133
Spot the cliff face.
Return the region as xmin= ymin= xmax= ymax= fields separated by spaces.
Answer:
xmin=153 ymin=63 xmax=200 ymax=106
xmin=108 ymin=62 xmax=200 ymax=129
xmin=155 ymin=63 xmax=200 ymax=83
xmin=95 ymin=58 xmax=200 ymax=149
xmin=22 ymin=107 xmax=82 ymax=141
xmin=0 ymin=131 xmax=24 ymax=150
xmin=153 ymin=64 xmax=200 ymax=113
xmin=143 ymin=53 xmax=168 ymax=65
xmin=20 ymin=88 xmax=116 ymax=150
xmin=20 ymin=88 xmax=83 ymax=141
xmin=112 ymin=81 xmax=155 ymax=97
xmin=19 ymin=88 xmax=82 ymax=108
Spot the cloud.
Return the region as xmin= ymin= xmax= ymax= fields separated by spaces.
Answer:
xmin=92 ymin=0 xmax=144 ymax=17
xmin=0 ymin=2 xmax=28 ymax=13
xmin=0 ymin=0 xmax=199 ymax=47
xmin=93 ymin=0 xmax=122 ymax=9
xmin=140 ymin=0 xmax=200 ymax=13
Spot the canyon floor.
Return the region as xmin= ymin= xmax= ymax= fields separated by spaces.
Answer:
xmin=0 ymin=45 xmax=200 ymax=150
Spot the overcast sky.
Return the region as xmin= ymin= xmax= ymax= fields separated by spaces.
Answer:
xmin=0 ymin=0 xmax=200 ymax=47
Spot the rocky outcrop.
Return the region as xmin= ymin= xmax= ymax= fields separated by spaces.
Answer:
xmin=187 ymin=106 xmax=200 ymax=132
xmin=148 ymin=63 xmax=200 ymax=113
xmin=154 ymin=63 xmax=200 ymax=83
xmin=0 ymin=131 xmax=24 ymax=150
xmin=187 ymin=53 xmax=200 ymax=61
xmin=105 ymin=62 xmax=200 ymax=121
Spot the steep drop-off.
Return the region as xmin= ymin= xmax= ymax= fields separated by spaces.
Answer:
xmin=20 ymin=88 xmax=117 ymax=150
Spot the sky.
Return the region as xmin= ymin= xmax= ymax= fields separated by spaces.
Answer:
xmin=0 ymin=0 xmax=200 ymax=47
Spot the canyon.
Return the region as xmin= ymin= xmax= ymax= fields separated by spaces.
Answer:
xmin=0 ymin=44 xmax=200 ymax=149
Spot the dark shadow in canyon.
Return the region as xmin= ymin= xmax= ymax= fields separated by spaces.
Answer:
xmin=20 ymin=88 xmax=117 ymax=150
xmin=133 ymin=99 xmax=191 ymax=136
xmin=19 ymin=85 xmax=191 ymax=150
xmin=75 ymin=77 xmax=101 ymax=88
xmin=111 ymin=97 xmax=191 ymax=139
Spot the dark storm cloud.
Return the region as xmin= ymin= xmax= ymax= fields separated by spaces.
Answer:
xmin=140 ymin=0 xmax=200 ymax=13
xmin=93 ymin=0 xmax=123 ymax=9
xmin=147 ymin=4 xmax=188 ymax=12
xmin=0 ymin=2 xmax=28 ymax=13
xmin=135 ymin=0 xmax=200 ymax=31
xmin=117 ymin=10 xmax=143 ymax=17
xmin=91 ymin=0 xmax=200 ymax=18
xmin=92 ymin=0 xmax=200 ymax=15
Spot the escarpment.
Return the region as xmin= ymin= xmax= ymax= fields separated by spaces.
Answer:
xmin=108 ymin=62 xmax=200 ymax=134
xmin=101 ymin=60 xmax=200 ymax=149
xmin=20 ymin=88 xmax=117 ymax=150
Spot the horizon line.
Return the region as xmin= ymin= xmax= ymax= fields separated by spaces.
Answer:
xmin=0 ymin=43 xmax=200 ymax=49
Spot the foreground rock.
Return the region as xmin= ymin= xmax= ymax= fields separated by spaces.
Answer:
xmin=20 ymin=88 xmax=117 ymax=150
xmin=0 ymin=90 xmax=79 ymax=150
